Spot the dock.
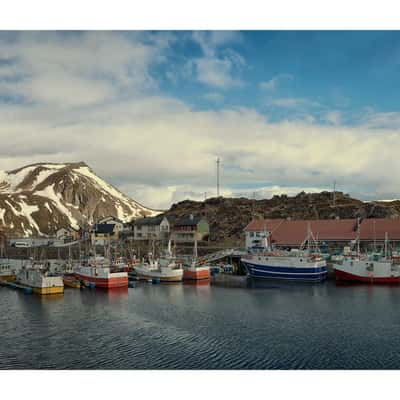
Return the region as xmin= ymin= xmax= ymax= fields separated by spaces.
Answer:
xmin=0 ymin=279 xmax=33 ymax=294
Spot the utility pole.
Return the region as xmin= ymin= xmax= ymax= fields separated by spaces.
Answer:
xmin=333 ymin=180 xmax=336 ymax=207
xmin=204 ymin=192 xmax=207 ymax=201
xmin=216 ymin=157 xmax=220 ymax=197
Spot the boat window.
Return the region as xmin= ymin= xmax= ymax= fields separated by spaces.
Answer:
xmin=300 ymin=259 xmax=302 ymax=262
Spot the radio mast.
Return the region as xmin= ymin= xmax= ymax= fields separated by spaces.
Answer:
xmin=216 ymin=157 xmax=220 ymax=197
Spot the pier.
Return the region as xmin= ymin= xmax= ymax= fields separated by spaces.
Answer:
xmin=0 ymin=279 xmax=32 ymax=294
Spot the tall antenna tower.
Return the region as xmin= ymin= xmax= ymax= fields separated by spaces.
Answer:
xmin=333 ymin=180 xmax=336 ymax=207
xmin=216 ymin=157 xmax=220 ymax=197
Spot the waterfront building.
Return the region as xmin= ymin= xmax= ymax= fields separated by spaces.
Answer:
xmin=90 ymin=223 xmax=118 ymax=245
xmin=97 ymin=216 xmax=125 ymax=233
xmin=170 ymin=215 xmax=210 ymax=243
xmin=132 ymin=215 xmax=170 ymax=241
xmin=244 ymin=217 xmax=400 ymax=251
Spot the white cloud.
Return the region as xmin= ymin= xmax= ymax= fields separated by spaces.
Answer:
xmin=0 ymin=31 xmax=172 ymax=107
xmin=2 ymin=32 xmax=400 ymax=210
xmin=203 ymin=92 xmax=224 ymax=103
xmin=195 ymin=56 xmax=243 ymax=88
xmin=190 ymin=31 xmax=245 ymax=88
xmin=269 ymin=97 xmax=321 ymax=108
xmin=260 ymin=73 xmax=293 ymax=91
xmin=324 ymin=110 xmax=342 ymax=125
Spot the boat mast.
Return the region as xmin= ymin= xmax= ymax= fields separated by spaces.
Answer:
xmin=385 ymin=232 xmax=388 ymax=259
xmin=194 ymin=237 xmax=198 ymax=259
xmin=357 ymin=218 xmax=360 ymax=257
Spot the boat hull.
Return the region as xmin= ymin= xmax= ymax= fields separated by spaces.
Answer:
xmin=0 ymin=274 xmax=16 ymax=282
xmin=183 ymin=268 xmax=210 ymax=281
xmin=32 ymin=286 xmax=64 ymax=295
xmin=135 ymin=273 xmax=183 ymax=282
xmin=63 ymin=276 xmax=81 ymax=289
xmin=75 ymin=273 xmax=128 ymax=288
xmin=134 ymin=266 xmax=183 ymax=282
xmin=334 ymin=268 xmax=400 ymax=284
xmin=241 ymin=259 xmax=327 ymax=282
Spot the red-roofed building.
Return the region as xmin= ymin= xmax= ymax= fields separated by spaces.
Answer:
xmin=244 ymin=217 xmax=400 ymax=250
xmin=359 ymin=218 xmax=400 ymax=242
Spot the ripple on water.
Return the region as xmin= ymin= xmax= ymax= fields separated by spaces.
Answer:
xmin=2 ymin=282 xmax=400 ymax=369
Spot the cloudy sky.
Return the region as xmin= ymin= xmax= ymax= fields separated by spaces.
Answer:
xmin=1 ymin=31 xmax=400 ymax=209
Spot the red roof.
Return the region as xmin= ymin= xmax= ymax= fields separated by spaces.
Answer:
xmin=359 ymin=218 xmax=400 ymax=241
xmin=245 ymin=218 xmax=358 ymax=245
xmin=245 ymin=217 xmax=400 ymax=245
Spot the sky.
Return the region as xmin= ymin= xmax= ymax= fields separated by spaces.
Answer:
xmin=1 ymin=30 xmax=400 ymax=209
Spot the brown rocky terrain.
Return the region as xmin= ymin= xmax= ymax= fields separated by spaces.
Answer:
xmin=162 ymin=191 xmax=400 ymax=246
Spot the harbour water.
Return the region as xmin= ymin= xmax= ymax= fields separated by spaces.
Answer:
xmin=2 ymin=279 xmax=400 ymax=369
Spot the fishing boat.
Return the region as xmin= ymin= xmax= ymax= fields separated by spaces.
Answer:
xmin=63 ymin=274 xmax=81 ymax=289
xmin=334 ymin=232 xmax=400 ymax=283
xmin=134 ymin=240 xmax=183 ymax=282
xmin=183 ymin=239 xmax=210 ymax=281
xmin=241 ymin=224 xmax=327 ymax=282
xmin=0 ymin=260 xmax=16 ymax=282
xmin=74 ymin=256 xmax=128 ymax=289
xmin=16 ymin=262 xmax=64 ymax=295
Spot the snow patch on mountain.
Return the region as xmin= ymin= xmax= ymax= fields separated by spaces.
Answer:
xmin=0 ymin=162 xmax=159 ymax=236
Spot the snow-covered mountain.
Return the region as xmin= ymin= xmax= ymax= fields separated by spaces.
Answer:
xmin=0 ymin=162 xmax=159 ymax=237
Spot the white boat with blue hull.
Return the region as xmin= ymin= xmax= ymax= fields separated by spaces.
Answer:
xmin=241 ymin=223 xmax=327 ymax=282
xmin=241 ymin=254 xmax=327 ymax=281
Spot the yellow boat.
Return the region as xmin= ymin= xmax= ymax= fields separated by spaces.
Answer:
xmin=17 ymin=264 xmax=64 ymax=295
xmin=0 ymin=262 xmax=16 ymax=282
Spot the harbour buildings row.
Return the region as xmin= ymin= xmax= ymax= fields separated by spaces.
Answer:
xmin=7 ymin=214 xmax=210 ymax=247
xmin=244 ymin=217 xmax=400 ymax=251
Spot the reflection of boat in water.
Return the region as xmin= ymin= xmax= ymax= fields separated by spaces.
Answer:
xmin=241 ymin=225 xmax=327 ymax=282
xmin=134 ymin=241 xmax=183 ymax=282
xmin=183 ymin=239 xmax=210 ymax=281
xmin=16 ymin=262 xmax=64 ymax=295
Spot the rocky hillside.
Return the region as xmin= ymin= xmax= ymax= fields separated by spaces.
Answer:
xmin=0 ymin=162 xmax=158 ymax=237
xmin=163 ymin=191 xmax=400 ymax=245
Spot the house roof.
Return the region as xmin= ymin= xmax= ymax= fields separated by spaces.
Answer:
xmin=97 ymin=216 xmax=123 ymax=224
xmin=245 ymin=218 xmax=359 ymax=245
xmin=93 ymin=223 xmax=115 ymax=234
xmin=134 ymin=215 xmax=166 ymax=227
xmin=173 ymin=216 xmax=204 ymax=227
xmin=359 ymin=218 xmax=400 ymax=240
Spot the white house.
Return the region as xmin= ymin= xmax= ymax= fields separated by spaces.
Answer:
xmin=133 ymin=216 xmax=170 ymax=240
xmin=56 ymin=227 xmax=79 ymax=241
xmin=56 ymin=228 xmax=70 ymax=240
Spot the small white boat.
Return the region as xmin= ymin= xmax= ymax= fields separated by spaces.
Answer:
xmin=134 ymin=241 xmax=183 ymax=282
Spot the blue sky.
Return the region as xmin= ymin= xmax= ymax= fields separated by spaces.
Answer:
xmin=1 ymin=31 xmax=400 ymax=208
xmin=156 ymin=31 xmax=400 ymax=123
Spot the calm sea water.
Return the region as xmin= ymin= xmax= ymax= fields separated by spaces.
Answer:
xmin=1 ymin=279 xmax=400 ymax=369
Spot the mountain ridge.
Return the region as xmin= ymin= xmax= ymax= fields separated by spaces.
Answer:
xmin=0 ymin=162 xmax=158 ymax=237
